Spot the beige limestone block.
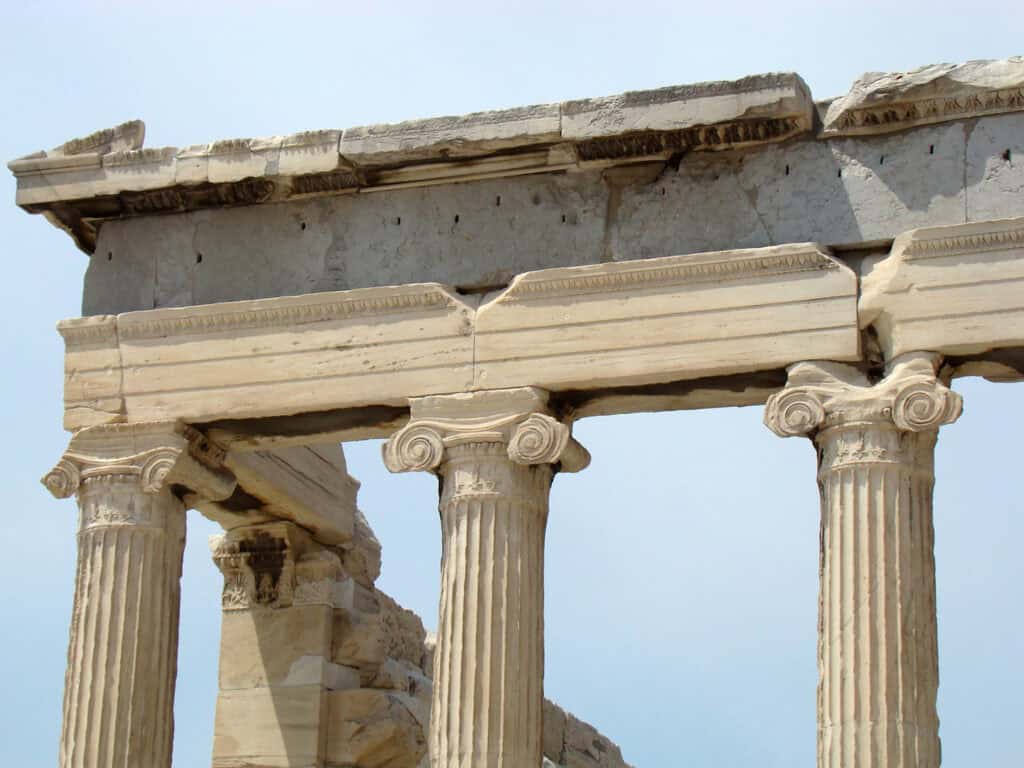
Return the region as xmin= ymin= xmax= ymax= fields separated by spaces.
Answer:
xmin=825 ymin=56 xmax=1024 ymax=136
xmin=860 ymin=216 xmax=1024 ymax=360
xmin=475 ymin=243 xmax=860 ymax=392
xmin=332 ymin=608 xmax=387 ymax=683
xmin=113 ymin=282 xmax=474 ymax=423
xmin=218 ymin=605 xmax=333 ymax=690
xmin=58 ymin=315 xmax=123 ymax=430
xmin=325 ymin=689 xmax=427 ymax=768
xmin=765 ymin=353 xmax=961 ymax=768
xmin=213 ymin=686 xmax=326 ymax=767
xmin=340 ymin=104 xmax=561 ymax=167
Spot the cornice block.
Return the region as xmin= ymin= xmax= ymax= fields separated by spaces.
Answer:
xmin=860 ymin=216 xmax=1024 ymax=359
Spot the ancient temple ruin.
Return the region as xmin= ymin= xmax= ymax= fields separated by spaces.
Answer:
xmin=10 ymin=56 xmax=1024 ymax=767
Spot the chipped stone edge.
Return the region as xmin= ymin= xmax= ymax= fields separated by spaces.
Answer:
xmin=8 ymin=57 xmax=1024 ymax=254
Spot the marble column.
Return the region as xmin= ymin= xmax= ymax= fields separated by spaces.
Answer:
xmin=43 ymin=423 xmax=235 ymax=768
xmin=383 ymin=388 xmax=588 ymax=768
xmin=765 ymin=353 xmax=962 ymax=768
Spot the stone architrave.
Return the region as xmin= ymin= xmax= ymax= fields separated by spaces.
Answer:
xmin=42 ymin=422 xmax=235 ymax=768
xmin=382 ymin=388 xmax=588 ymax=768
xmin=764 ymin=353 xmax=962 ymax=768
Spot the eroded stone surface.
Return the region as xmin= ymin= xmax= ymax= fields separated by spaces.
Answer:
xmin=825 ymin=57 xmax=1024 ymax=135
xmin=765 ymin=354 xmax=960 ymax=768
xmin=11 ymin=58 xmax=1024 ymax=265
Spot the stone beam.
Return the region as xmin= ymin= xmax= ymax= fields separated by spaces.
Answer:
xmin=56 ymin=241 xmax=858 ymax=429
xmin=215 ymin=443 xmax=359 ymax=547
xmin=860 ymin=216 xmax=1024 ymax=361
xmin=475 ymin=243 xmax=858 ymax=391
xmin=9 ymin=72 xmax=814 ymax=253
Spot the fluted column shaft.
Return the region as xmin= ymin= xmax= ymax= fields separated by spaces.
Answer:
xmin=43 ymin=422 xmax=237 ymax=768
xmin=383 ymin=388 xmax=588 ymax=768
xmin=62 ymin=475 xmax=186 ymax=768
xmin=765 ymin=353 xmax=961 ymax=768
xmin=434 ymin=443 xmax=550 ymax=767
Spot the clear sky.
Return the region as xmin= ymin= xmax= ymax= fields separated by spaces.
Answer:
xmin=1 ymin=2 xmax=1021 ymax=766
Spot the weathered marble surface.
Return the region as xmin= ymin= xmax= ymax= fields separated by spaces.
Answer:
xmin=10 ymin=57 xmax=1024 ymax=268
xmin=77 ymin=110 xmax=1023 ymax=314
xmin=384 ymin=389 xmax=588 ymax=768
xmin=860 ymin=216 xmax=1024 ymax=359
xmin=58 ymin=240 xmax=859 ymax=430
xmin=824 ymin=56 xmax=1024 ymax=135
xmin=766 ymin=354 xmax=961 ymax=768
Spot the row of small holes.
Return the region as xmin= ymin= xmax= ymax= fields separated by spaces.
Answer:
xmin=383 ymin=213 xmax=578 ymax=226
xmin=101 ymin=144 xmax=1016 ymax=261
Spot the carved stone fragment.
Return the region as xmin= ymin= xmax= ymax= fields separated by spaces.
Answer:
xmin=824 ymin=56 xmax=1024 ymax=135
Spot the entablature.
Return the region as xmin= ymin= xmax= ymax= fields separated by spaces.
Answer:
xmin=53 ymin=215 xmax=1024 ymax=444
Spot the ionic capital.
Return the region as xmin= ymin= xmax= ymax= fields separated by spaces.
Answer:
xmin=42 ymin=421 xmax=236 ymax=502
xmin=764 ymin=352 xmax=962 ymax=439
xmin=382 ymin=388 xmax=589 ymax=474
xmin=210 ymin=521 xmax=343 ymax=611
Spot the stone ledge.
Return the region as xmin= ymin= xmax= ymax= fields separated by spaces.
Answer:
xmin=10 ymin=57 xmax=1022 ymax=259
xmin=824 ymin=57 xmax=1024 ymax=136
xmin=8 ymin=69 xmax=817 ymax=252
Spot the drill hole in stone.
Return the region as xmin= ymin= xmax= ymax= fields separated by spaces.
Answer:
xmin=300 ymin=222 xmax=306 ymax=231
xmin=929 ymin=144 xmax=935 ymax=155
xmin=785 ymin=165 xmax=790 ymax=176
xmin=196 ymin=253 xmax=203 ymax=264
xmin=454 ymin=214 xmax=460 ymax=224
xmin=1002 ymin=149 xmax=1012 ymax=162
xmin=495 ymin=195 xmax=501 ymax=206
xmin=107 ymin=252 xmax=113 ymax=261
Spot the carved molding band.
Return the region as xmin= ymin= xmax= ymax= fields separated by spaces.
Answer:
xmin=383 ymin=411 xmax=589 ymax=475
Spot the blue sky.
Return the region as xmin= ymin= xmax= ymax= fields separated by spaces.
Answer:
xmin=1 ymin=2 xmax=1021 ymax=765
